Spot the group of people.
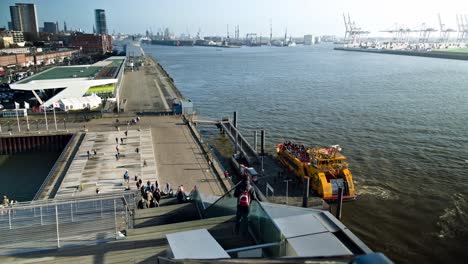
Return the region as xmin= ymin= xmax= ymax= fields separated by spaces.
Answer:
xmin=1 ymin=195 xmax=17 ymax=214
xmin=115 ymin=116 xmax=141 ymax=130
xmin=137 ymin=179 xmax=162 ymax=209
xmin=282 ymin=142 xmax=310 ymax=162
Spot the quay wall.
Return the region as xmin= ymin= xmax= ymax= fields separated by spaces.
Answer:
xmin=334 ymin=47 xmax=468 ymax=61
xmin=0 ymin=134 xmax=72 ymax=155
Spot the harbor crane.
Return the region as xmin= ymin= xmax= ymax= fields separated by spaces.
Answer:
xmin=380 ymin=24 xmax=413 ymax=43
xmin=342 ymin=13 xmax=369 ymax=45
xmin=418 ymin=23 xmax=437 ymax=43
xmin=456 ymin=14 xmax=468 ymax=42
xmin=438 ymin=14 xmax=456 ymax=43
xmin=245 ymin=33 xmax=258 ymax=46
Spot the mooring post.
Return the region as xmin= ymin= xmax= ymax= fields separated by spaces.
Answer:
xmin=253 ymin=130 xmax=258 ymax=152
xmin=336 ymin=187 xmax=344 ymax=220
xmin=260 ymin=130 xmax=265 ymax=156
xmin=284 ymin=179 xmax=292 ymax=205
xmin=233 ymin=111 xmax=238 ymax=128
xmin=302 ymin=177 xmax=310 ymax=208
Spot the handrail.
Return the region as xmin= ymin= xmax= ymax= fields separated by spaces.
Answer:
xmin=33 ymin=133 xmax=77 ymax=200
xmin=203 ymin=181 xmax=242 ymax=212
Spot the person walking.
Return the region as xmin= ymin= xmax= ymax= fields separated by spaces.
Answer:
xmin=234 ymin=175 xmax=258 ymax=235
xmin=115 ymin=137 xmax=118 ymax=144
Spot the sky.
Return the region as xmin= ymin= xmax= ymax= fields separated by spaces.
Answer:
xmin=1 ymin=0 xmax=468 ymax=37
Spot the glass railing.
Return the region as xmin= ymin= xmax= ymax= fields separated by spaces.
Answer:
xmin=203 ymin=183 xmax=239 ymax=218
xmin=249 ymin=200 xmax=283 ymax=257
xmin=200 ymin=182 xmax=284 ymax=257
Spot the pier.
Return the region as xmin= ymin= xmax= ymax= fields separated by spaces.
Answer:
xmin=0 ymin=44 xmax=380 ymax=263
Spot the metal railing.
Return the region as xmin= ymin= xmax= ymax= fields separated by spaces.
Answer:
xmin=0 ymin=191 xmax=136 ymax=256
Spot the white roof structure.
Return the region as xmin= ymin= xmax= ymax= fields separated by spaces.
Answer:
xmin=58 ymin=94 xmax=102 ymax=111
xmin=9 ymin=57 xmax=125 ymax=108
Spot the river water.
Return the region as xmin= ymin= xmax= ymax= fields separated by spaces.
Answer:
xmin=144 ymin=44 xmax=468 ymax=263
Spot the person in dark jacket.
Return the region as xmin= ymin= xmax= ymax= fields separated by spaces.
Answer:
xmin=233 ymin=175 xmax=258 ymax=234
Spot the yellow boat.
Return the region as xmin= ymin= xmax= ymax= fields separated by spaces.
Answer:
xmin=277 ymin=142 xmax=356 ymax=201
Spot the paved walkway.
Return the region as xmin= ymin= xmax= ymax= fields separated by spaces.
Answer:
xmin=151 ymin=116 xmax=225 ymax=196
xmin=55 ymin=128 xmax=158 ymax=197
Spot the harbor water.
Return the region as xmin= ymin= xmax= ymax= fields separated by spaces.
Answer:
xmin=144 ymin=44 xmax=468 ymax=263
xmin=0 ymin=151 xmax=61 ymax=201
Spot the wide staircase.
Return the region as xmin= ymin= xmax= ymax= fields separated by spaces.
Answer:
xmin=0 ymin=186 xmax=259 ymax=263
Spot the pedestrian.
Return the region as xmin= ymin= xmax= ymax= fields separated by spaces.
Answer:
xmin=96 ymin=187 xmax=100 ymax=194
xmin=115 ymin=153 xmax=119 ymax=160
xmin=224 ymin=170 xmax=229 ymax=178
xmin=93 ymin=149 xmax=97 ymax=155
xmin=116 ymin=145 xmax=119 ymax=152
xmin=136 ymin=147 xmax=139 ymax=154
xmin=120 ymin=138 xmax=124 ymax=144
xmin=115 ymin=137 xmax=118 ymax=144
xmin=2 ymin=195 xmax=9 ymax=207
xmin=154 ymin=188 xmax=161 ymax=206
xmin=136 ymin=116 xmax=140 ymax=122
xmin=87 ymin=150 xmax=90 ymax=159
xmin=123 ymin=170 xmax=129 ymax=183
xmin=125 ymin=130 xmax=128 ymax=137
xmin=134 ymin=175 xmax=138 ymax=181
xmin=234 ymin=175 xmax=258 ymax=234
xmin=143 ymin=160 xmax=147 ymax=167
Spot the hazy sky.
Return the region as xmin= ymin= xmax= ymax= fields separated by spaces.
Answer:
xmin=2 ymin=0 xmax=468 ymax=37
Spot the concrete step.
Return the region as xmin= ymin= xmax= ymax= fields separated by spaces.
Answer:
xmin=127 ymin=215 xmax=235 ymax=237
xmin=133 ymin=202 xmax=200 ymax=228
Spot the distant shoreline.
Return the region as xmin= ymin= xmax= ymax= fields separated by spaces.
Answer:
xmin=334 ymin=47 xmax=468 ymax=61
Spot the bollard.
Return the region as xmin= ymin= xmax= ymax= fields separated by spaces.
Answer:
xmin=336 ymin=187 xmax=344 ymax=220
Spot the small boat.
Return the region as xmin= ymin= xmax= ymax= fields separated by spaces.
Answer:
xmin=277 ymin=142 xmax=356 ymax=201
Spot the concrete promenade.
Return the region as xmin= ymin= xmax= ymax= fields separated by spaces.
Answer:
xmin=51 ymin=53 xmax=227 ymax=198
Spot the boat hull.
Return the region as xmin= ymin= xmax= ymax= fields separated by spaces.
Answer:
xmin=277 ymin=143 xmax=357 ymax=201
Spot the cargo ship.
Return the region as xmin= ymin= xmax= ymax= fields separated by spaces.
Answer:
xmin=277 ymin=142 xmax=356 ymax=201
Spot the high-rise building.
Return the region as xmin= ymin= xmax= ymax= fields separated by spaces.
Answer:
xmin=9 ymin=3 xmax=39 ymax=40
xmin=94 ymin=9 xmax=107 ymax=34
xmin=44 ymin=22 xmax=58 ymax=34
xmin=8 ymin=22 xmax=13 ymax=30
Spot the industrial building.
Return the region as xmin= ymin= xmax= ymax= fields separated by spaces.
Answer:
xmin=69 ymin=33 xmax=113 ymax=55
xmin=304 ymin=35 xmax=314 ymax=45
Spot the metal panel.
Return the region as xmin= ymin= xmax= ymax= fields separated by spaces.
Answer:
xmin=166 ymin=229 xmax=230 ymax=259
xmin=287 ymin=232 xmax=353 ymax=257
xmin=273 ymin=214 xmax=328 ymax=238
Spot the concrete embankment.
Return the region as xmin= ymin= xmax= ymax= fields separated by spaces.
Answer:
xmin=334 ymin=47 xmax=468 ymax=61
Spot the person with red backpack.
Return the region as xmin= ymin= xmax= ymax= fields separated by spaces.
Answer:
xmin=234 ymin=175 xmax=258 ymax=234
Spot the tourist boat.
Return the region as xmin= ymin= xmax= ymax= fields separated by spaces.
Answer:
xmin=276 ymin=142 xmax=356 ymax=201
